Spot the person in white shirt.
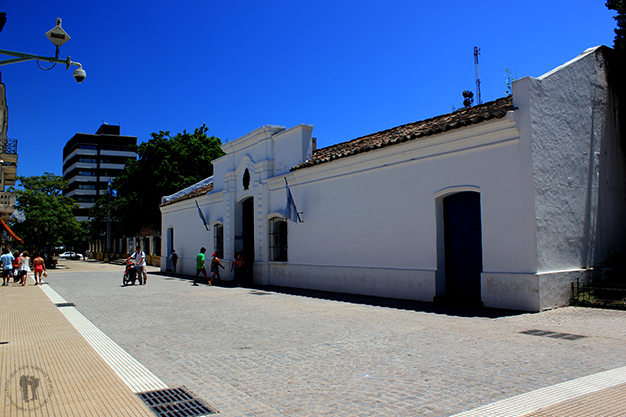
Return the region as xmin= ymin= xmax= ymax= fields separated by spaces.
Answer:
xmin=126 ymin=245 xmax=147 ymax=285
xmin=19 ymin=251 xmax=31 ymax=286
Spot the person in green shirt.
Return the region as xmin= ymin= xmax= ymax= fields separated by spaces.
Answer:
xmin=193 ymin=247 xmax=208 ymax=286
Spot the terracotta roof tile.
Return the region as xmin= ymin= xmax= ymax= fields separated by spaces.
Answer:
xmin=160 ymin=183 xmax=214 ymax=206
xmin=291 ymin=97 xmax=514 ymax=171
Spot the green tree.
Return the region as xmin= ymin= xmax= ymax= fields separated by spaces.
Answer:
xmin=91 ymin=124 xmax=225 ymax=235
xmin=9 ymin=173 xmax=86 ymax=253
xmin=606 ymin=1 xmax=626 ymax=151
xmin=607 ymin=0 xmax=625 ymax=55
xmin=505 ymin=68 xmax=515 ymax=97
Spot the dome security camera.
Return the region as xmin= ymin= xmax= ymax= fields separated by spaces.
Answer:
xmin=73 ymin=66 xmax=86 ymax=83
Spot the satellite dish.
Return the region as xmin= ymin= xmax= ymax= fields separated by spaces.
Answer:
xmin=462 ymin=90 xmax=474 ymax=107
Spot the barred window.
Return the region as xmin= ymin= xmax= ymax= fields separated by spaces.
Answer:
xmin=214 ymin=224 xmax=223 ymax=259
xmin=269 ymin=218 xmax=287 ymax=262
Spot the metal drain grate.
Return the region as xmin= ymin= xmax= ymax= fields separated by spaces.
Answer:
xmin=55 ymin=302 xmax=76 ymax=308
xmin=520 ymin=329 xmax=587 ymax=340
xmin=138 ymin=386 xmax=217 ymax=416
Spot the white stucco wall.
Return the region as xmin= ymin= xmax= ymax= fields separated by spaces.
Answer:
xmin=163 ymin=116 xmax=538 ymax=304
xmin=256 ymin=115 xmax=540 ymax=304
xmin=282 ymin=116 xmax=534 ymax=271
xmin=161 ymin=197 xmax=219 ymax=275
xmin=515 ymin=46 xmax=624 ymax=274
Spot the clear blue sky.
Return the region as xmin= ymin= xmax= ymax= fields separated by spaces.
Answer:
xmin=0 ymin=0 xmax=618 ymax=180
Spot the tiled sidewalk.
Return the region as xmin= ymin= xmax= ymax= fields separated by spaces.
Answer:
xmin=0 ymin=278 xmax=153 ymax=416
xmin=452 ymin=367 xmax=626 ymax=417
xmin=524 ymin=383 xmax=626 ymax=417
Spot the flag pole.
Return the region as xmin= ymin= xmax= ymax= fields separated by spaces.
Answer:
xmin=195 ymin=200 xmax=209 ymax=231
xmin=284 ymin=178 xmax=303 ymax=223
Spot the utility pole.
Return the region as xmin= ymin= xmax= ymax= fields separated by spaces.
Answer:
xmin=106 ymin=197 xmax=111 ymax=262
xmin=105 ymin=181 xmax=112 ymax=263
xmin=474 ymin=46 xmax=482 ymax=105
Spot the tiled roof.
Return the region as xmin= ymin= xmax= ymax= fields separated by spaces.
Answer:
xmin=291 ymin=97 xmax=514 ymax=171
xmin=160 ymin=183 xmax=214 ymax=206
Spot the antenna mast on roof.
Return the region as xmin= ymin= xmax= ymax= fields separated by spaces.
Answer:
xmin=474 ymin=46 xmax=482 ymax=105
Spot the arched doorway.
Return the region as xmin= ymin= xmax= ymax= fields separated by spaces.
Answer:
xmin=238 ymin=197 xmax=254 ymax=286
xmin=443 ymin=192 xmax=483 ymax=305
xmin=166 ymin=227 xmax=174 ymax=271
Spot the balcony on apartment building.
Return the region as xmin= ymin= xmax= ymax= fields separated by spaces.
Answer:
xmin=0 ymin=137 xmax=18 ymax=221
xmin=1 ymin=137 xmax=17 ymax=188
xmin=0 ymin=190 xmax=15 ymax=221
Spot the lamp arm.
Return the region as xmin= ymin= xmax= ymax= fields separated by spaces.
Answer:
xmin=0 ymin=48 xmax=81 ymax=69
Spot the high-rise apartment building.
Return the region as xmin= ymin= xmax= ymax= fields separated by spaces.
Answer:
xmin=0 ymin=71 xmax=22 ymax=246
xmin=0 ymin=72 xmax=17 ymax=221
xmin=63 ymin=124 xmax=137 ymax=221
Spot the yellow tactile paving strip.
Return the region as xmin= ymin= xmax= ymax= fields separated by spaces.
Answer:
xmin=523 ymin=383 xmax=626 ymax=417
xmin=0 ymin=279 xmax=154 ymax=416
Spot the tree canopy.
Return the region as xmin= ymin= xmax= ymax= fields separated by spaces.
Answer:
xmin=9 ymin=173 xmax=88 ymax=252
xmin=91 ymin=124 xmax=225 ymax=235
xmin=607 ymin=0 xmax=625 ymax=55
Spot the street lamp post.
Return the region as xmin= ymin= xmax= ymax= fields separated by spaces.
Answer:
xmin=105 ymin=191 xmax=111 ymax=263
xmin=32 ymin=224 xmax=49 ymax=255
xmin=0 ymin=17 xmax=86 ymax=261
xmin=0 ymin=18 xmax=86 ymax=82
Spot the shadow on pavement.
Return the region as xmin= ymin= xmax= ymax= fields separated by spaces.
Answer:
xmin=152 ymin=271 xmax=526 ymax=319
xmin=260 ymin=285 xmax=527 ymax=319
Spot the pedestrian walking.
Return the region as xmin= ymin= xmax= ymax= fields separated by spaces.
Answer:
xmin=1 ymin=248 xmax=14 ymax=286
xmin=19 ymin=251 xmax=30 ymax=286
xmin=210 ymin=252 xmax=225 ymax=285
xmin=32 ymin=253 xmax=46 ymax=285
xmin=232 ymin=252 xmax=244 ymax=287
xmin=193 ymin=247 xmax=208 ymax=286
xmin=126 ymin=245 xmax=148 ymax=285
xmin=12 ymin=251 xmax=20 ymax=282
xmin=169 ymin=249 xmax=178 ymax=274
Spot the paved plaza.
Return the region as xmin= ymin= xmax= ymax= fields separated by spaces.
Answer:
xmin=3 ymin=259 xmax=626 ymax=416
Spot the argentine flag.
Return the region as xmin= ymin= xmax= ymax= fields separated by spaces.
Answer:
xmin=285 ymin=180 xmax=301 ymax=223
xmin=196 ymin=200 xmax=209 ymax=230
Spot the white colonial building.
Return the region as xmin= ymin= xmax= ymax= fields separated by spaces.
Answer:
xmin=160 ymin=46 xmax=625 ymax=312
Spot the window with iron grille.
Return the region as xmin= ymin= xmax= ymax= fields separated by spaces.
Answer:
xmin=214 ymin=224 xmax=223 ymax=258
xmin=269 ymin=218 xmax=287 ymax=262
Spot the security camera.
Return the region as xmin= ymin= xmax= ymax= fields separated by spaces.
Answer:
xmin=73 ymin=66 xmax=86 ymax=83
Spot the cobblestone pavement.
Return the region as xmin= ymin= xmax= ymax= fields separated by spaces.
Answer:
xmin=47 ymin=261 xmax=626 ymax=416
